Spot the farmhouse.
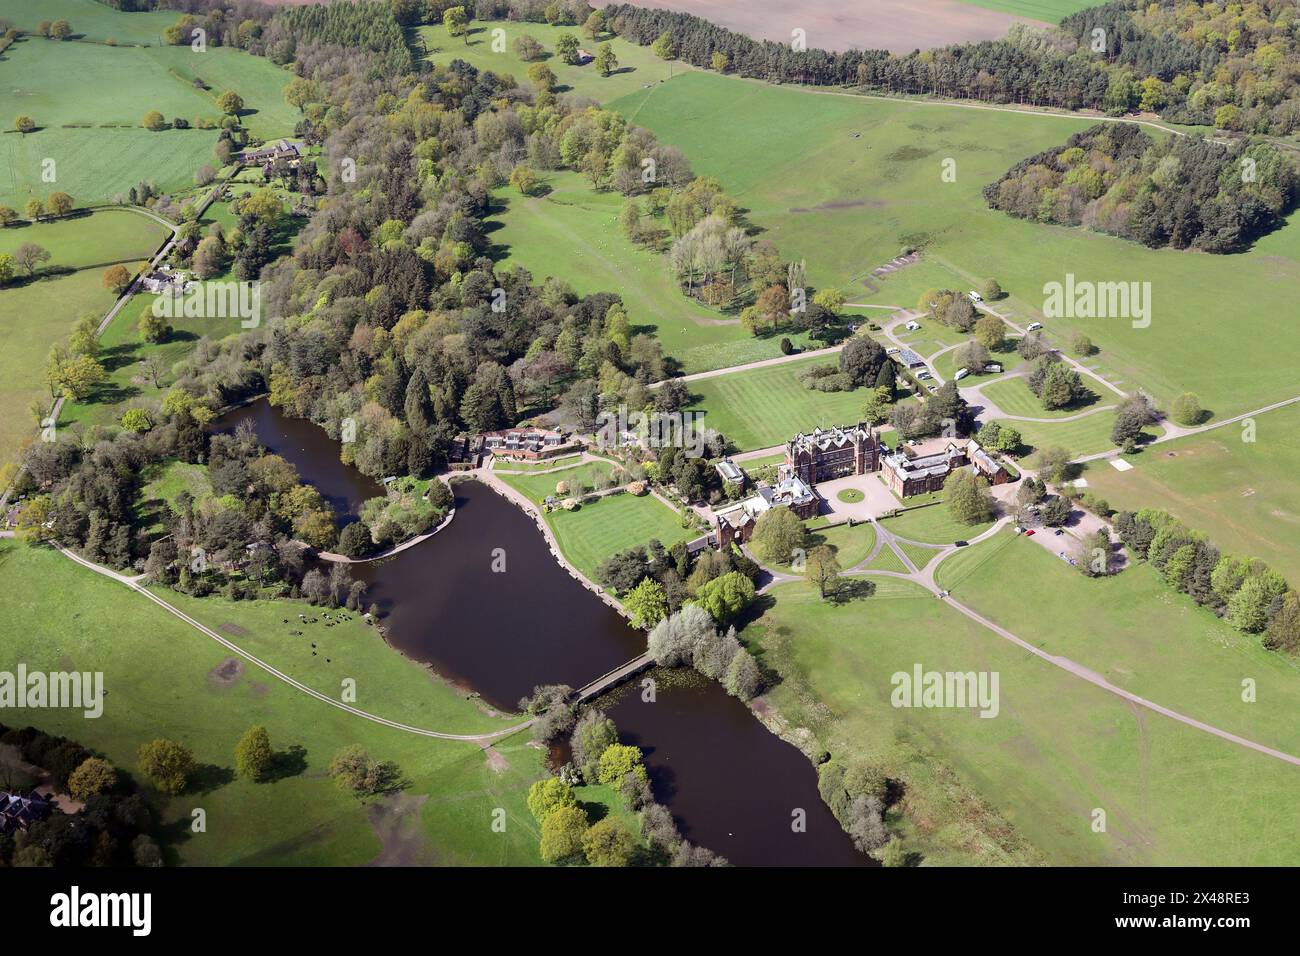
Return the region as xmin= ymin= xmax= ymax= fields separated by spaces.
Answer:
xmin=239 ymin=138 xmax=302 ymax=165
xmin=476 ymin=426 xmax=581 ymax=461
xmin=712 ymin=472 xmax=819 ymax=549
xmin=786 ymin=423 xmax=879 ymax=485
xmin=0 ymin=790 xmax=52 ymax=836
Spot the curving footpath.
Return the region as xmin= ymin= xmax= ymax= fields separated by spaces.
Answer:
xmin=56 ymin=546 xmax=533 ymax=743
xmin=748 ymin=514 xmax=1300 ymax=769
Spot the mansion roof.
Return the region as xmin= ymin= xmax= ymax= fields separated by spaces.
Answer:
xmin=788 ymin=423 xmax=872 ymax=457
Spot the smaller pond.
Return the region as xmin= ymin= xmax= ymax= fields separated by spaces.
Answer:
xmin=213 ymin=401 xmax=383 ymax=520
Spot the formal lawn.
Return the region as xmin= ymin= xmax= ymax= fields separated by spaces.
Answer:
xmin=748 ymin=576 xmax=1300 ymax=864
xmin=0 ymin=210 xmax=169 ymax=466
xmin=1082 ymin=402 xmax=1300 ymax=585
xmin=1000 ymin=408 xmax=1118 ymax=460
xmin=862 ymin=542 xmax=909 ymax=573
xmin=0 ymin=541 xmax=546 ymax=866
xmin=981 ymin=375 xmax=1103 ymax=419
xmin=771 ymin=519 xmax=876 ymax=574
xmin=500 ymin=460 xmax=623 ymax=503
xmin=545 ymin=491 xmax=693 ymax=580
xmin=491 ymin=454 xmax=583 ymax=472
xmin=685 ymin=354 xmax=871 ymax=452
xmin=610 ymin=71 xmax=1300 ymax=418
xmin=489 ymin=170 xmax=819 ymax=374
xmin=419 ymin=21 xmax=690 ymax=105
xmin=882 ymin=502 xmax=993 ymax=544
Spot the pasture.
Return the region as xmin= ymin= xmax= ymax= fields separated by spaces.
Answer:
xmin=490 ymin=170 xmax=818 ymax=373
xmin=610 ymin=71 xmax=1300 ymax=419
xmin=0 ymin=126 xmax=217 ymax=210
xmin=0 ymin=541 xmax=546 ymax=866
xmin=947 ymin=534 xmax=1300 ymax=761
xmin=1083 ymin=402 xmax=1300 ymax=585
xmin=750 ymin=574 xmax=1300 ymax=865
xmin=953 ymin=0 xmax=1101 ymax=21
xmin=684 ymin=354 xmax=871 ymax=452
xmin=0 ymin=209 xmax=168 ymax=465
xmin=0 ymin=0 xmax=176 ymax=44
xmin=59 ymin=291 xmax=241 ymax=433
xmin=419 ymin=21 xmax=688 ymax=104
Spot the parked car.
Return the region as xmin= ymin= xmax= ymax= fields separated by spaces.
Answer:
xmin=967 ymin=290 xmax=983 ymax=303
xmin=1054 ymin=529 xmax=1064 ymax=536
xmin=885 ymin=347 xmax=900 ymax=355
xmin=916 ymin=369 xmax=932 ymax=380
xmin=984 ymin=363 xmax=1003 ymax=374
xmin=1026 ymin=322 xmax=1043 ymax=332
xmin=954 ymin=540 xmax=969 ymax=547
xmin=1024 ymin=529 xmax=1037 ymax=536
xmin=927 ymin=385 xmax=939 ymax=393
xmin=905 ymin=321 xmax=921 ymax=331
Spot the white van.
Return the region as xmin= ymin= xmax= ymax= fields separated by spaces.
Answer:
xmin=967 ymin=290 xmax=983 ymax=303
xmin=885 ymin=347 xmax=900 ymax=355
xmin=984 ymin=363 xmax=1003 ymax=374
xmin=1026 ymin=322 xmax=1043 ymax=332
xmin=954 ymin=368 xmax=969 ymax=381
xmin=905 ymin=320 xmax=921 ymax=331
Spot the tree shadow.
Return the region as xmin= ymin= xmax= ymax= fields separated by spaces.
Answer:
xmin=828 ymin=577 xmax=876 ymax=605
xmin=189 ymin=762 xmax=235 ymax=795
xmin=264 ymin=744 xmax=308 ymax=783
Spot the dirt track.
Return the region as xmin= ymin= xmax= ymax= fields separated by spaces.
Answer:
xmin=613 ymin=0 xmax=1049 ymax=54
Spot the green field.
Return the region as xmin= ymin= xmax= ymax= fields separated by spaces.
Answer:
xmin=0 ymin=209 xmax=169 ymax=465
xmin=1083 ymin=403 xmax=1300 ymax=585
xmin=59 ymin=290 xmax=241 ymax=432
xmin=545 ymin=490 xmax=693 ymax=580
xmin=0 ymin=126 xmax=218 ymax=210
xmin=0 ymin=541 xmax=546 ymax=866
xmin=953 ymin=0 xmax=1103 ymax=21
xmin=610 ymin=71 xmax=1300 ymax=419
xmin=500 ymin=459 xmax=622 ymax=503
xmin=882 ymin=502 xmax=993 ymax=545
xmin=772 ymin=519 xmax=876 ymax=574
xmin=685 ymin=354 xmax=870 ymax=452
xmin=420 ymin=21 xmax=689 ymax=104
xmin=490 ymin=170 xmax=819 ymax=373
xmin=1000 ymin=408 xmax=1117 ymax=460
xmin=749 ymin=575 xmax=1300 ymax=865
xmin=981 ymin=375 xmax=1103 ymax=419
xmin=0 ymin=30 xmax=296 ymax=208
xmin=948 ymin=534 xmax=1300 ymax=760
xmin=0 ymin=0 xmax=176 ymax=44
xmin=932 ymin=342 xmax=1020 ymax=384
